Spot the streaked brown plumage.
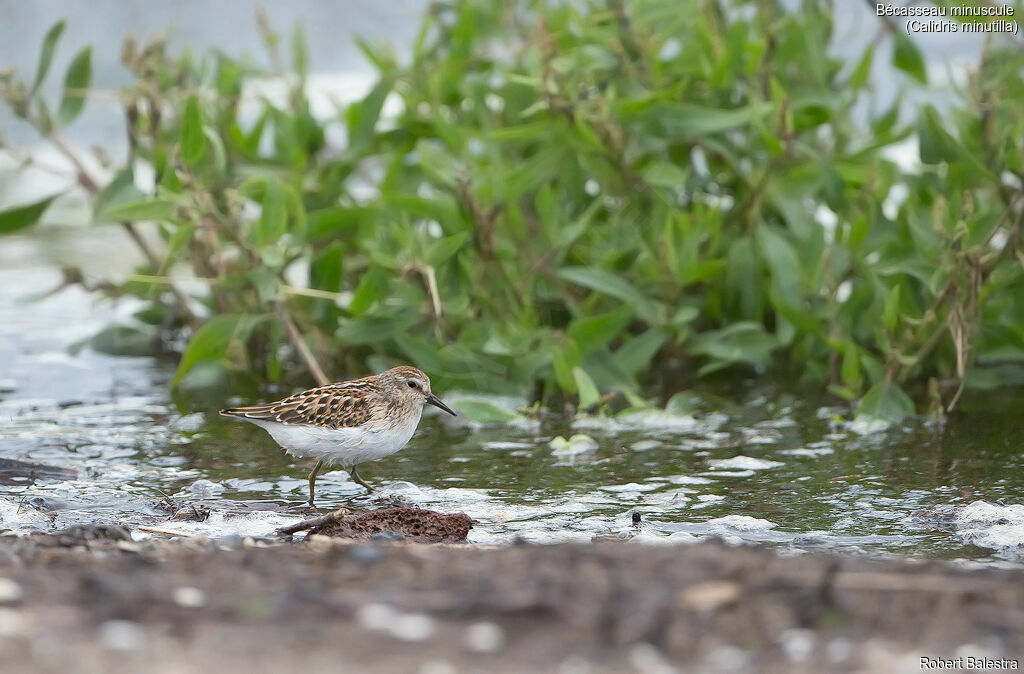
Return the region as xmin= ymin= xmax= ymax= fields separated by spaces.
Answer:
xmin=222 ymin=381 xmax=377 ymax=428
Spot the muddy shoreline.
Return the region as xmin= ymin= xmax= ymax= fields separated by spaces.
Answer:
xmin=0 ymin=531 xmax=1021 ymax=673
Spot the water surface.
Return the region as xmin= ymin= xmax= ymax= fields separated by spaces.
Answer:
xmin=2 ymin=243 xmax=1023 ymax=563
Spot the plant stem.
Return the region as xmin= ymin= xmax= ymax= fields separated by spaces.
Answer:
xmin=276 ymin=302 xmax=329 ymax=386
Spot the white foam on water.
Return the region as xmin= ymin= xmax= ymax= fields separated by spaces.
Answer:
xmin=700 ymin=470 xmax=755 ymax=478
xmin=628 ymin=531 xmax=692 ymax=545
xmin=187 ymin=479 xmax=226 ymax=497
xmin=704 ymin=515 xmax=778 ymax=533
xmin=599 ymin=482 xmax=661 ymax=494
xmin=708 ymin=456 xmax=784 ymax=471
xmin=845 ymin=416 xmax=892 ymax=435
xmin=954 ymin=501 xmax=1024 ymax=551
xmin=572 ymin=410 xmax=728 ymax=435
xmin=666 ymin=475 xmax=714 ymax=485
xmin=137 ymin=509 xmax=303 ymax=539
xmin=0 ymin=497 xmax=53 ymax=532
xmin=779 ymin=447 xmax=834 ymax=458
xmin=481 ymin=441 xmax=535 ymax=451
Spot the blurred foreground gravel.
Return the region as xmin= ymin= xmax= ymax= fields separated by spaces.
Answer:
xmin=0 ymin=530 xmax=1021 ymax=673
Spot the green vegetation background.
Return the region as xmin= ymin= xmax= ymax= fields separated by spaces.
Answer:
xmin=3 ymin=0 xmax=1024 ymax=423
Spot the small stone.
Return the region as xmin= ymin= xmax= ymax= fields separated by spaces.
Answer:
xmin=217 ymin=535 xmax=245 ymax=550
xmin=100 ymin=620 xmax=145 ymax=652
xmin=349 ymin=545 xmax=384 ymax=565
xmin=356 ymin=603 xmax=396 ymax=631
xmin=629 ymin=643 xmax=676 ymax=674
xmin=0 ymin=578 xmax=23 ymax=605
xmin=172 ymin=586 xmax=206 ymax=608
xmin=464 ymin=621 xmax=504 ymax=653
xmin=417 ymin=661 xmax=457 ymax=674
xmin=115 ymin=541 xmax=143 ymax=554
xmin=679 ymin=581 xmax=741 ymax=612
xmin=779 ymin=628 xmax=816 ymax=663
xmin=390 ymin=613 xmax=435 ymax=642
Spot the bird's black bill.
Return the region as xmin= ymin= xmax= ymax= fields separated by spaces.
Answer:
xmin=426 ymin=393 xmax=457 ymax=416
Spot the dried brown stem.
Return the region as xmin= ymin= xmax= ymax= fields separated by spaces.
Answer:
xmin=276 ymin=508 xmax=350 ymax=536
xmin=277 ymin=302 xmax=329 ymax=386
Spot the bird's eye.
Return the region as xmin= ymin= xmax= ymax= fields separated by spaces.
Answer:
xmin=408 ymin=380 xmax=418 ymax=388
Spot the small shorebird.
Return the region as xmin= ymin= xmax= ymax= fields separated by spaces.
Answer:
xmin=220 ymin=366 xmax=456 ymax=505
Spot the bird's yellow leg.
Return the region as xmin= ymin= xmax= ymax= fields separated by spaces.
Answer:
xmin=349 ymin=464 xmax=374 ymax=492
xmin=307 ymin=459 xmax=324 ymax=506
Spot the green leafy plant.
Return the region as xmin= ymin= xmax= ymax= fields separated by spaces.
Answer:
xmin=2 ymin=1 xmax=1023 ymax=424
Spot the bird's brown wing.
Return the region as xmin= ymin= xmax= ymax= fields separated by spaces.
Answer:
xmin=220 ymin=379 xmax=378 ymax=428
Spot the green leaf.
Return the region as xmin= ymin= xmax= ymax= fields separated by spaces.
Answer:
xmin=642 ymin=161 xmax=688 ymax=189
xmin=572 ymin=366 xmax=600 ymax=408
xmin=558 ymin=267 xmax=661 ymax=323
xmin=204 ymin=125 xmax=228 ymax=173
xmin=917 ymin=105 xmax=960 ymax=164
xmin=86 ymin=324 xmax=159 ymax=357
xmin=621 ymin=101 xmax=772 ymax=138
xmin=291 ymin=23 xmax=309 ymax=77
xmin=690 ymin=322 xmax=779 ymax=372
xmin=671 ymin=306 xmax=699 ymax=327
xmin=31 ymin=20 xmax=66 ymax=96
xmin=0 ymin=193 xmax=61 ymax=235
xmin=665 ymin=391 xmax=700 ymax=415
xmin=393 ymin=334 xmax=443 ymax=373
xmin=567 ymin=305 xmax=634 ymax=354
xmin=756 ymin=226 xmax=801 ymax=344
xmin=93 ymin=168 xmax=144 ymax=220
xmin=856 ymin=379 xmax=915 ymax=423
xmin=426 ymin=232 xmax=470 ymax=266
xmin=254 ymin=181 xmax=287 ymax=247
xmin=345 ymin=78 xmax=391 ymax=156
xmin=892 ymin=35 xmax=926 ymax=84
xmin=173 ymin=315 xmax=259 ymax=387
xmin=614 ymin=328 xmax=669 ymax=376
xmin=849 ymin=45 xmax=873 ymax=91
xmin=311 ymin=242 xmax=344 ymax=291
xmin=336 ymin=315 xmax=411 ymax=344
xmin=180 ymin=95 xmax=206 ymax=166
xmin=58 ymin=46 xmax=92 ymax=126
xmin=354 ymin=36 xmax=396 ymax=74
xmin=452 ymin=399 xmax=519 ymax=424
xmin=725 ymin=238 xmax=759 ymax=319
xmin=552 ymin=339 xmax=581 ymax=393
xmin=349 ymin=265 xmax=389 ymax=316
xmin=103 ymin=198 xmax=175 ymax=222
xmin=756 ymin=227 xmax=801 ymax=302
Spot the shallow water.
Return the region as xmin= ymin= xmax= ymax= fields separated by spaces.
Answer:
xmin=2 ymin=239 xmax=1024 ymax=563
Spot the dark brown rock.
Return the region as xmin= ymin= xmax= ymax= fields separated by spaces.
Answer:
xmin=298 ymin=507 xmax=472 ymax=543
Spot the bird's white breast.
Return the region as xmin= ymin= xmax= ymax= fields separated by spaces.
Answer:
xmin=247 ymin=406 xmax=423 ymax=466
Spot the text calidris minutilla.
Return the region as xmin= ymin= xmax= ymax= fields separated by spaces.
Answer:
xmin=220 ymin=366 xmax=456 ymax=505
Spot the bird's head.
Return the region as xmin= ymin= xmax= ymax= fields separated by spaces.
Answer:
xmin=381 ymin=366 xmax=456 ymax=416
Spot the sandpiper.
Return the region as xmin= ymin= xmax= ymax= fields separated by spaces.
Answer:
xmin=220 ymin=366 xmax=456 ymax=505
